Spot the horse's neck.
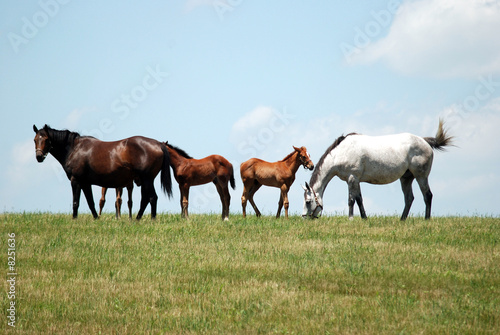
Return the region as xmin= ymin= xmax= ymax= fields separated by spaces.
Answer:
xmin=49 ymin=135 xmax=77 ymax=167
xmin=311 ymin=153 xmax=338 ymax=199
xmin=284 ymin=152 xmax=301 ymax=173
xmin=167 ymin=148 xmax=188 ymax=171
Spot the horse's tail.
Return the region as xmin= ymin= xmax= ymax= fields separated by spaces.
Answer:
xmin=160 ymin=144 xmax=173 ymax=198
xmin=424 ymin=119 xmax=454 ymax=151
xmin=229 ymin=164 xmax=236 ymax=190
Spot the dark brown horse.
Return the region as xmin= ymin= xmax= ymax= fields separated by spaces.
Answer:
xmin=33 ymin=125 xmax=172 ymax=219
xmin=98 ymin=184 xmax=134 ymax=219
xmin=165 ymin=143 xmax=235 ymax=220
xmin=240 ymin=146 xmax=314 ymax=219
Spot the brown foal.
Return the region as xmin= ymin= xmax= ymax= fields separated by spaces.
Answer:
xmin=240 ymin=146 xmax=314 ymax=219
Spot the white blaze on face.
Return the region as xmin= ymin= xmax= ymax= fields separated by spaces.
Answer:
xmin=302 ymin=184 xmax=314 ymax=217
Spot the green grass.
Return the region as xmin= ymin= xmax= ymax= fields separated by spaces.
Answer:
xmin=1 ymin=213 xmax=499 ymax=334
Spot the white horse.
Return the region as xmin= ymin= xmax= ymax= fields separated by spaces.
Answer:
xmin=303 ymin=120 xmax=453 ymax=220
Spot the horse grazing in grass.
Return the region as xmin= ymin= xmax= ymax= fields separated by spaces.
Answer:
xmin=165 ymin=143 xmax=235 ymax=220
xmin=98 ymin=184 xmax=134 ymax=219
xmin=302 ymin=119 xmax=453 ymax=220
xmin=240 ymin=146 xmax=314 ymax=219
xmin=33 ymin=125 xmax=172 ymax=219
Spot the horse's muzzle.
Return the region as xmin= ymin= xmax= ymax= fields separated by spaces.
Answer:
xmin=304 ymin=164 xmax=314 ymax=171
xmin=36 ymin=150 xmax=46 ymax=162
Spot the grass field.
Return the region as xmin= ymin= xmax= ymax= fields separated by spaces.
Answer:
xmin=1 ymin=213 xmax=499 ymax=334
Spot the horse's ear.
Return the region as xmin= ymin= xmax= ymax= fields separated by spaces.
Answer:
xmin=305 ymin=182 xmax=311 ymax=191
xmin=33 ymin=125 xmax=38 ymax=133
xmin=302 ymin=183 xmax=308 ymax=191
xmin=293 ymin=146 xmax=300 ymax=151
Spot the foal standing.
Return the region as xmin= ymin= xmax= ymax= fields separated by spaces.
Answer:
xmin=240 ymin=146 xmax=314 ymax=218
xmin=98 ymin=184 xmax=134 ymax=219
xmin=165 ymin=143 xmax=235 ymax=220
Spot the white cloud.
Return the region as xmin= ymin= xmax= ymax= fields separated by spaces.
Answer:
xmin=230 ymin=106 xmax=298 ymax=160
xmin=351 ymin=0 xmax=500 ymax=78
xmin=231 ymin=106 xmax=277 ymax=135
xmin=62 ymin=108 xmax=94 ymax=130
xmin=7 ymin=140 xmax=35 ymax=184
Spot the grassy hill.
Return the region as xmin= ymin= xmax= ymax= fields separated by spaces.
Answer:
xmin=1 ymin=213 xmax=499 ymax=334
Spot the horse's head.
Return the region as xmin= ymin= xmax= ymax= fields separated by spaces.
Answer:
xmin=294 ymin=146 xmax=314 ymax=171
xmin=33 ymin=125 xmax=51 ymax=163
xmin=302 ymin=182 xmax=323 ymax=219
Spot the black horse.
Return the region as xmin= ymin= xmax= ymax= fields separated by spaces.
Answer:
xmin=33 ymin=125 xmax=172 ymax=219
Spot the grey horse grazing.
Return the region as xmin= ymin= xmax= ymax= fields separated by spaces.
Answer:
xmin=303 ymin=120 xmax=453 ymax=220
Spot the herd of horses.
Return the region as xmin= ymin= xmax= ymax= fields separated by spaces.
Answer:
xmin=33 ymin=120 xmax=453 ymax=220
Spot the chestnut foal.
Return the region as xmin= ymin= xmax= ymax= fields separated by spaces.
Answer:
xmin=240 ymin=146 xmax=314 ymax=219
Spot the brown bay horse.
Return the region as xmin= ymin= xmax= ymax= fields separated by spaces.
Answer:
xmin=240 ymin=146 xmax=314 ymax=218
xmin=165 ymin=143 xmax=235 ymax=220
xmin=33 ymin=125 xmax=172 ymax=219
xmin=98 ymin=184 xmax=134 ymax=219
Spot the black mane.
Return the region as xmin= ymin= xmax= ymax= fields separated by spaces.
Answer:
xmin=166 ymin=143 xmax=193 ymax=159
xmin=43 ymin=124 xmax=81 ymax=146
xmin=309 ymin=132 xmax=358 ymax=186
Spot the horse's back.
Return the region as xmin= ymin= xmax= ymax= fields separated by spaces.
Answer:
xmin=187 ymin=155 xmax=233 ymax=177
xmin=342 ymin=133 xmax=431 ymax=158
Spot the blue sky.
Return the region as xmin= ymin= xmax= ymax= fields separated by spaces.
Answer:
xmin=1 ymin=0 xmax=499 ymax=217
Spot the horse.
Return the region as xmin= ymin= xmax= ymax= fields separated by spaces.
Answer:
xmin=33 ymin=125 xmax=172 ymax=220
xmin=302 ymin=119 xmax=453 ymax=220
xmin=164 ymin=143 xmax=235 ymax=220
xmin=98 ymin=184 xmax=134 ymax=219
xmin=240 ymin=146 xmax=314 ymax=219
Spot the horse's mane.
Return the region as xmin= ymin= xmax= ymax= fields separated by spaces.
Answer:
xmin=310 ymin=132 xmax=358 ymax=186
xmin=43 ymin=124 xmax=81 ymax=145
xmin=280 ymin=150 xmax=298 ymax=162
xmin=166 ymin=143 xmax=193 ymax=159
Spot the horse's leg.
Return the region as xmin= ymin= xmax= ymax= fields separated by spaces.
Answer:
xmin=136 ymin=180 xmax=150 ymax=220
xmin=400 ymin=171 xmax=415 ymax=220
xmin=241 ymin=179 xmax=254 ymax=218
xmin=149 ymin=183 xmax=158 ymax=219
xmin=348 ymin=176 xmax=367 ymax=219
xmin=115 ymin=187 xmax=123 ymax=219
xmin=71 ymin=179 xmax=82 ymax=219
xmin=215 ymin=182 xmax=228 ymax=220
xmin=219 ymin=175 xmax=231 ymax=220
xmin=280 ymin=185 xmax=290 ymax=219
xmin=248 ymin=182 xmax=262 ymax=217
xmin=356 ymin=192 xmax=367 ymax=219
xmin=416 ymin=177 xmax=433 ymax=219
xmin=276 ymin=193 xmax=283 ymax=218
xmin=179 ymin=185 xmax=190 ymax=219
xmin=127 ymin=185 xmax=133 ymax=219
xmin=223 ymin=184 xmax=231 ymax=220
xmin=99 ymin=188 xmax=107 ymax=217
xmin=81 ymin=184 xmax=98 ymax=219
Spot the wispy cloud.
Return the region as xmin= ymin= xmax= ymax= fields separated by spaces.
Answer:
xmin=350 ymin=0 xmax=500 ymax=78
xmin=62 ymin=108 xmax=92 ymax=130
